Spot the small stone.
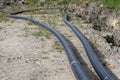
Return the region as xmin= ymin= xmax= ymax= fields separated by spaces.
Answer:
xmin=7 ymin=58 xmax=12 ymax=63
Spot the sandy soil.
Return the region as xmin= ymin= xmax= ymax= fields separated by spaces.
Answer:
xmin=0 ymin=18 xmax=76 ymax=80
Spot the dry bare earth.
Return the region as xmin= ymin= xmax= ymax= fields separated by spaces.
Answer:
xmin=0 ymin=10 xmax=75 ymax=80
xmin=0 ymin=8 xmax=120 ymax=80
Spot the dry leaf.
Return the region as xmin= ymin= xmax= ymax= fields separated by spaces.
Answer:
xmin=103 ymin=63 xmax=116 ymax=68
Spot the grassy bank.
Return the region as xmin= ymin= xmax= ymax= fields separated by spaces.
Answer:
xmin=27 ymin=0 xmax=120 ymax=9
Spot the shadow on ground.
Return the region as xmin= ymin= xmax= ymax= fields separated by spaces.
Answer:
xmin=88 ymin=40 xmax=119 ymax=80
xmin=64 ymin=34 xmax=118 ymax=80
xmin=64 ymin=37 xmax=99 ymax=80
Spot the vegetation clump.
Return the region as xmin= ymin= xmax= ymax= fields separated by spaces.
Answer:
xmin=103 ymin=0 xmax=120 ymax=9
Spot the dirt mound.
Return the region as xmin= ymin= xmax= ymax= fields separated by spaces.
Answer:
xmin=68 ymin=2 xmax=120 ymax=31
xmin=68 ymin=2 xmax=120 ymax=47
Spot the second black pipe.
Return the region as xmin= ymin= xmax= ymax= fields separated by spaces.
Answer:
xmin=63 ymin=10 xmax=115 ymax=80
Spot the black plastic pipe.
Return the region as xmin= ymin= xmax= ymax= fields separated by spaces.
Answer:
xmin=8 ymin=10 xmax=90 ymax=80
xmin=63 ymin=10 xmax=115 ymax=80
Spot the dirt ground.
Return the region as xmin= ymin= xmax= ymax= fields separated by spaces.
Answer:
xmin=0 ymin=13 xmax=76 ymax=80
xmin=0 ymin=8 xmax=120 ymax=80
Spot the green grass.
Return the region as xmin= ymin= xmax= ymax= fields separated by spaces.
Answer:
xmin=29 ymin=10 xmax=48 ymax=15
xmin=54 ymin=41 xmax=64 ymax=53
xmin=40 ymin=56 xmax=50 ymax=59
xmin=27 ymin=22 xmax=34 ymax=25
xmin=27 ymin=0 xmax=40 ymax=6
xmin=47 ymin=0 xmax=120 ymax=9
xmin=0 ymin=27 xmax=2 ymax=29
xmin=0 ymin=13 xmax=10 ymax=22
xmin=32 ymin=27 xmax=51 ymax=39
xmin=103 ymin=0 xmax=120 ymax=9
xmin=26 ymin=0 xmax=120 ymax=9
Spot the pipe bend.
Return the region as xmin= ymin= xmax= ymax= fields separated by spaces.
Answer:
xmin=8 ymin=9 xmax=90 ymax=80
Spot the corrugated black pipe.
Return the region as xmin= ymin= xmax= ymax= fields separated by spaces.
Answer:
xmin=63 ymin=10 xmax=115 ymax=80
xmin=8 ymin=10 xmax=89 ymax=80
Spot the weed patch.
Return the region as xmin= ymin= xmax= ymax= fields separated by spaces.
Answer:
xmin=32 ymin=27 xmax=51 ymax=39
xmin=104 ymin=0 xmax=120 ymax=9
xmin=54 ymin=41 xmax=64 ymax=53
xmin=0 ymin=13 xmax=9 ymax=22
